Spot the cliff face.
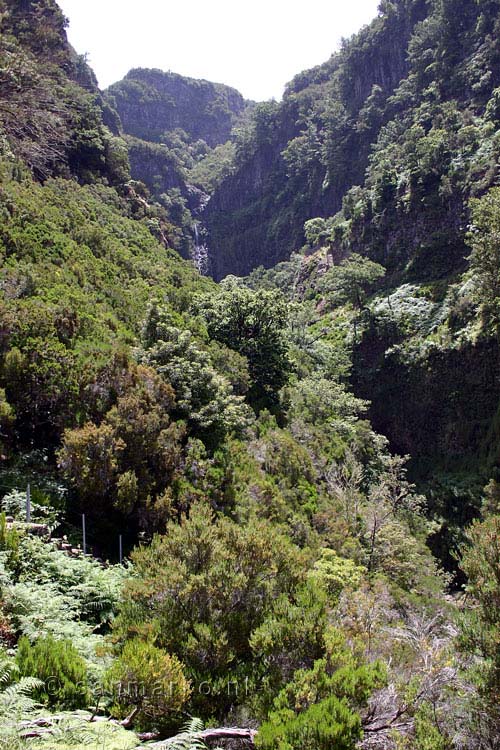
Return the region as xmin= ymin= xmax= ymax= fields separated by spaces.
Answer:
xmin=204 ymin=0 xmax=429 ymax=279
xmin=205 ymin=0 xmax=500 ymax=285
xmin=196 ymin=0 xmax=500 ymax=504
xmin=353 ymin=330 xmax=500 ymax=469
xmin=107 ymin=68 xmax=248 ymax=148
xmin=0 ymin=0 xmax=128 ymax=183
xmin=126 ymin=136 xmax=187 ymax=195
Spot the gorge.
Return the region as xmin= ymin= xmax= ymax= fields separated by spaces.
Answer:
xmin=0 ymin=0 xmax=499 ymax=748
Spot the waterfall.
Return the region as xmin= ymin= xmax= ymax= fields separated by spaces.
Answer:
xmin=189 ymin=188 xmax=211 ymax=275
xmin=192 ymin=219 xmax=210 ymax=275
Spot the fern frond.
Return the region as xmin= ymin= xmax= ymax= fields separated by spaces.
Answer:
xmin=0 ymin=676 xmax=43 ymax=715
xmin=2 ymin=676 xmax=43 ymax=698
xmin=161 ymin=717 xmax=208 ymax=750
xmin=0 ymin=661 xmax=17 ymax=686
xmin=181 ymin=717 xmax=205 ymax=734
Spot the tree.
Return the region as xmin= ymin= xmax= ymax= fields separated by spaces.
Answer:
xmin=139 ymin=303 xmax=251 ymax=444
xmin=58 ymin=422 xmax=125 ymax=509
xmin=0 ymin=389 xmax=14 ymax=458
xmin=4 ymin=337 xmax=79 ymax=442
xmin=114 ymin=501 xmax=319 ymax=718
xmin=194 ymin=285 xmax=292 ymax=411
xmin=285 ymin=376 xmax=367 ymax=436
xmin=467 ymin=188 xmax=500 ymax=334
xmin=304 ymin=217 xmax=328 ymax=247
xmin=459 ymin=514 xmax=500 ymax=709
xmin=311 ymin=549 xmax=365 ymax=602
xmin=319 ymin=254 xmax=386 ymax=312
xmin=360 ymin=456 xmax=439 ymax=593
xmin=58 ymin=363 xmax=185 ymax=530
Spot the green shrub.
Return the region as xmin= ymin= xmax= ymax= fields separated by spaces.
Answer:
xmin=256 ymin=694 xmax=363 ymax=750
xmin=256 ymin=655 xmax=385 ymax=750
xmin=16 ymin=635 xmax=89 ymax=709
xmin=104 ymin=639 xmax=191 ymax=731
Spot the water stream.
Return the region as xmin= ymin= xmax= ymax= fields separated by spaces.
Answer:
xmin=189 ymin=188 xmax=211 ymax=276
xmin=192 ymin=220 xmax=210 ymax=275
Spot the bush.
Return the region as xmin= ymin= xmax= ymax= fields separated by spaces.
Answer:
xmin=114 ymin=501 xmax=318 ymax=718
xmin=16 ymin=635 xmax=89 ymax=709
xmin=256 ymin=650 xmax=385 ymax=750
xmin=256 ymin=694 xmax=362 ymax=750
xmin=104 ymin=639 xmax=191 ymax=731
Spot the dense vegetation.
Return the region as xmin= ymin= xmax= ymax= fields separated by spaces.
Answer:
xmin=204 ymin=0 xmax=500 ymax=277
xmin=104 ymin=70 xmax=253 ymax=262
xmin=107 ymin=1 xmax=500 ymax=519
xmin=0 ymin=0 xmax=499 ymax=749
xmin=107 ymin=69 xmax=248 ymax=149
xmin=197 ymin=0 xmax=500 ymax=546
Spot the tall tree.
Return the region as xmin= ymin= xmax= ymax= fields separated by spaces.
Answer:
xmin=468 ymin=188 xmax=500 ymax=335
xmin=195 ymin=283 xmax=292 ymax=411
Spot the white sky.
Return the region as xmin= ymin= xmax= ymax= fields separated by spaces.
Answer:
xmin=57 ymin=0 xmax=381 ymax=101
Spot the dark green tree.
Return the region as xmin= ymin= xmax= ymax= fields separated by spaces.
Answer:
xmin=194 ymin=284 xmax=292 ymax=411
xmin=318 ymin=254 xmax=386 ymax=311
xmin=467 ymin=188 xmax=500 ymax=334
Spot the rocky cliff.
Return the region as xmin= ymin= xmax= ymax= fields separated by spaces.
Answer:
xmin=106 ymin=68 xmax=248 ymax=148
xmin=0 ymin=0 xmax=128 ymax=184
xmin=204 ymin=0 xmax=430 ymax=279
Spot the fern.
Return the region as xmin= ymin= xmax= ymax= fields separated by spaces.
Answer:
xmin=41 ymin=716 xmax=101 ymax=746
xmin=3 ymin=535 xmax=128 ymax=680
xmin=158 ymin=718 xmax=222 ymax=750
xmin=0 ymin=668 xmax=12 ymax=688
xmin=0 ymin=676 xmax=43 ymax=712
xmin=0 ymin=660 xmax=43 ymax=747
xmin=1 ymin=490 xmax=59 ymax=527
xmin=0 ymin=654 xmax=18 ymax=687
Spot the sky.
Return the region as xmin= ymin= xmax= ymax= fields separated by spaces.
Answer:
xmin=57 ymin=0 xmax=381 ymax=102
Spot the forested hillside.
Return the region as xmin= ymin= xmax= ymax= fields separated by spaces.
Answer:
xmin=197 ymin=0 xmax=500 ymax=542
xmin=205 ymin=0 xmax=500 ymax=279
xmin=0 ymin=1 xmax=499 ymax=749
xmin=103 ymin=70 xmax=253 ymax=260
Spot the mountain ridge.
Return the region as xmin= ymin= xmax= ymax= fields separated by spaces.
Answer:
xmin=106 ymin=67 xmax=251 ymax=148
